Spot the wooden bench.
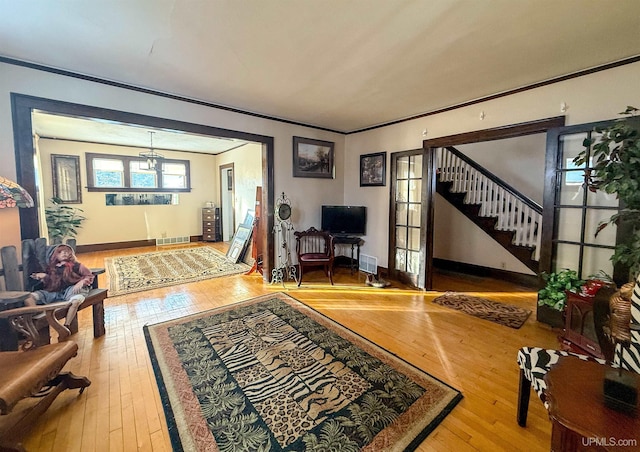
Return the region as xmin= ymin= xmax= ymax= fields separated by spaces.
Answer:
xmin=0 ymin=238 xmax=107 ymax=349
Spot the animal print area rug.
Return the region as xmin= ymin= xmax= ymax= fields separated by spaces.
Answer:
xmin=105 ymin=247 xmax=249 ymax=296
xmin=144 ymin=292 xmax=462 ymax=451
xmin=432 ymin=291 xmax=532 ymax=329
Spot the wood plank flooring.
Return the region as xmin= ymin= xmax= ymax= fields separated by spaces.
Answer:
xmin=21 ymin=242 xmax=558 ymax=451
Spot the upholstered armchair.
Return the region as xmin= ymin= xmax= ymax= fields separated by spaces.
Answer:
xmin=517 ymin=279 xmax=640 ymax=426
xmin=294 ymin=227 xmax=335 ymax=287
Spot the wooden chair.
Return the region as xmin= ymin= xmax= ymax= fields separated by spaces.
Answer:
xmin=294 ymin=227 xmax=334 ymax=287
xmin=516 ymin=281 xmax=639 ymax=426
xmin=0 ymin=238 xmax=108 ymax=349
xmin=0 ymin=301 xmax=90 ymax=451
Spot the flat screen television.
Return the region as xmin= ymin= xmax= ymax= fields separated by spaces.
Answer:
xmin=321 ymin=205 xmax=367 ymax=236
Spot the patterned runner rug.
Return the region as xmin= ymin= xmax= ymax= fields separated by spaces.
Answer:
xmin=144 ymin=292 xmax=462 ymax=451
xmin=105 ymin=247 xmax=249 ymax=296
xmin=432 ymin=291 xmax=532 ymax=329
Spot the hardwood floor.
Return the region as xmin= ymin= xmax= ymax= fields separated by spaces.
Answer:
xmin=22 ymin=243 xmax=558 ymax=451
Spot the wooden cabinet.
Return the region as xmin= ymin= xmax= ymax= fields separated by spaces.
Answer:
xmin=560 ymin=291 xmax=604 ymax=359
xmin=202 ymin=207 xmax=221 ymax=242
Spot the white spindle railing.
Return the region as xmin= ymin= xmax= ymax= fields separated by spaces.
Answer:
xmin=436 ymin=147 xmax=542 ymax=261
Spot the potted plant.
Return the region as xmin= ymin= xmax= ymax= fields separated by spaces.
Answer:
xmin=45 ymin=197 xmax=86 ymax=244
xmin=537 ymin=269 xmax=585 ymax=328
xmin=573 ymin=106 xmax=640 ymax=283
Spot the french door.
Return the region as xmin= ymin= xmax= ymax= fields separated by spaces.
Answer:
xmin=540 ymin=120 xmax=630 ymax=285
xmin=388 ymin=149 xmax=436 ymax=289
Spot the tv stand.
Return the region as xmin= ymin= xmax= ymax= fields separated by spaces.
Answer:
xmin=332 ymin=235 xmax=363 ymax=274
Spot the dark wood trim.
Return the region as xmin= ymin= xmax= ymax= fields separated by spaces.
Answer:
xmin=349 ymin=56 xmax=640 ymax=134
xmin=3 ymin=55 xmax=638 ymax=135
xmin=423 ymin=116 xmax=566 ymax=148
xmin=539 ymin=117 xmax=640 ymax=286
xmin=76 ymin=239 xmax=158 ymax=253
xmin=0 ymin=56 xmax=343 ymax=135
xmin=433 ymin=258 xmax=539 ymax=288
xmin=423 ymin=117 xmax=565 ymax=288
xmin=423 ymin=147 xmax=437 ymax=289
xmin=76 ymin=235 xmax=206 ymax=253
xmin=10 ymin=93 xmax=275 ymax=282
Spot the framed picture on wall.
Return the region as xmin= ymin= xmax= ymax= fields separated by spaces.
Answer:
xmin=360 ymin=152 xmax=386 ymax=187
xmin=52 ymin=154 xmax=82 ymax=203
xmin=293 ymin=136 xmax=335 ymax=179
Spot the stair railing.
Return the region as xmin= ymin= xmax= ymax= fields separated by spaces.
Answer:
xmin=437 ymin=146 xmax=543 ymax=261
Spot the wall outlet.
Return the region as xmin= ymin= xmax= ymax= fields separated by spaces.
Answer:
xmin=500 ymin=262 xmax=507 ymax=269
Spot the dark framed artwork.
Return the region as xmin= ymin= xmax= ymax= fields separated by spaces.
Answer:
xmin=292 ymin=136 xmax=335 ymax=179
xmin=360 ymin=152 xmax=386 ymax=187
xmin=52 ymin=154 xmax=82 ymax=203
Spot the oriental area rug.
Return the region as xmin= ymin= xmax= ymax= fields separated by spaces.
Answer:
xmin=144 ymin=292 xmax=462 ymax=451
xmin=432 ymin=291 xmax=532 ymax=329
xmin=105 ymin=247 xmax=249 ymax=296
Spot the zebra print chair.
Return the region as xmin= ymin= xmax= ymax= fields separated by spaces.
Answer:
xmin=517 ymin=277 xmax=640 ymax=426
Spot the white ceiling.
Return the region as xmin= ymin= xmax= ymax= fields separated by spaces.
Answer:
xmin=32 ymin=111 xmax=250 ymax=154
xmin=2 ymin=0 xmax=640 ymax=136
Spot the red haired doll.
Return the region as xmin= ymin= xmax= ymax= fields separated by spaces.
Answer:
xmin=24 ymin=244 xmax=94 ymax=338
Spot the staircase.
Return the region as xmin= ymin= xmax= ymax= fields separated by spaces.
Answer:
xmin=436 ymin=146 xmax=542 ymax=272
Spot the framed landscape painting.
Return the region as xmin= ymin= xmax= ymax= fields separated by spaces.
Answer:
xmin=360 ymin=152 xmax=386 ymax=186
xmin=293 ymin=136 xmax=335 ymax=179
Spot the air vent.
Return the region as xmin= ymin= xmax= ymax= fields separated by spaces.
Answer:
xmin=359 ymin=254 xmax=377 ymax=275
xmin=156 ymin=236 xmax=190 ymax=246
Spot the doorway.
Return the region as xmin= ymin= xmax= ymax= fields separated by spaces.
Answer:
xmin=390 ymin=117 xmax=566 ymax=290
xmin=11 ymin=93 xmax=275 ymax=280
xmin=219 ymin=163 xmax=235 ymax=241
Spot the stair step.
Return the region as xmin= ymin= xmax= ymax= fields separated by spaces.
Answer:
xmin=436 ymin=178 xmax=538 ymax=272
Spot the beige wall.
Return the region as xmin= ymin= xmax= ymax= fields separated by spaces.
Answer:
xmin=0 ymin=62 xmax=345 ymax=250
xmin=2 ymin=60 xmax=640 ymax=276
xmin=344 ymin=62 xmax=640 ymax=272
xmin=215 ymin=142 xmax=263 ymax=232
xmin=38 ymin=138 xmax=225 ymax=244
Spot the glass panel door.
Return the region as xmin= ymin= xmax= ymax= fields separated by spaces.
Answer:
xmin=541 ymin=121 xmax=621 ymax=283
xmin=390 ymin=151 xmax=429 ymax=287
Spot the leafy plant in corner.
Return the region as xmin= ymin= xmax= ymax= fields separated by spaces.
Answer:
xmin=573 ymin=106 xmax=640 ymax=279
xmin=538 ymin=269 xmax=585 ymax=311
xmin=45 ymin=197 xmax=86 ymax=244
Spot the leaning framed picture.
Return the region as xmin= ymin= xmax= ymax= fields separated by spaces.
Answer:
xmin=226 ymin=224 xmax=252 ymax=263
xmin=360 ymin=152 xmax=386 ymax=187
xmin=293 ymin=136 xmax=335 ymax=179
xmin=52 ymin=154 xmax=82 ymax=203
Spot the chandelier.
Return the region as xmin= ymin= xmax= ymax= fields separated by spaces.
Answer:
xmin=139 ymin=131 xmax=164 ymax=171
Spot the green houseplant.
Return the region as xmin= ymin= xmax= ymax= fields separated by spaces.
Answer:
xmin=573 ymin=106 xmax=640 ymax=280
xmin=45 ymin=197 xmax=86 ymax=244
xmin=538 ymin=269 xmax=585 ymax=311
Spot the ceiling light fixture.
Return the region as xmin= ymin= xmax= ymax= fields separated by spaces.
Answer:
xmin=139 ymin=131 xmax=164 ymax=171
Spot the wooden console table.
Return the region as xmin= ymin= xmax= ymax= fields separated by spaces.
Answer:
xmin=333 ymin=235 xmax=363 ymax=274
xmin=544 ymin=356 xmax=639 ymax=451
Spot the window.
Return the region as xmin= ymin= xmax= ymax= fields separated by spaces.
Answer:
xmin=86 ymin=153 xmax=190 ymax=192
